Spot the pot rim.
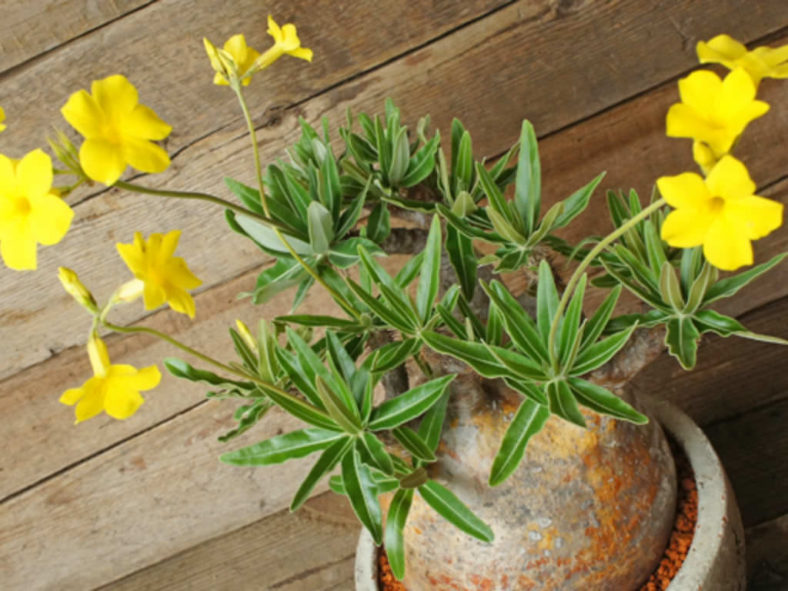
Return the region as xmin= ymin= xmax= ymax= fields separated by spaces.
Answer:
xmin=354 ymin=395 xmax=742 ymax=590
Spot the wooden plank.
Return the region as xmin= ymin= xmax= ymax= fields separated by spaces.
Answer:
xmin=2 ymin=3 xmax=787 ymax=512
xmin=632 ymin=286 xmax=788 ymax=427
xmin=0 ymin=0 xmax=510 ymax=380
xmin=746 ymin=513 xmax=788 ymax=590
xmin=705 ymin=395 xmax=788 ymax=527
xmin=102 ymin=492 xmax=358 ymax=591
xmin=1 ymin=1 xmax=784 ymax=380
xmin=0 ymin=0 xmax=155 ymax=73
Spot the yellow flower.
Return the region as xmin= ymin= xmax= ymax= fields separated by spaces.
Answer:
xmin=666 ymin=68 xmax=769 ymax=158
xmin=61 ymin=75 xmax=172 ymax=186
xmin=255 ymin=15 xmax=313 ymax=71
xmin=0 ymin=149 xmax=73 ymax=270
xmin=116 ymin=230 xmax=202 ymax=318
xmin=60 ymin=333 xmax=161 ymax=423
xmin=697 ymin=34 xmax=788 ymax=87
xmin=0 ymin=106 xmax=6 ymax=133
xmin=658 ymin=156 xmax=783 ymax=271
xmin=205 ymin=34 xmax=260 ymax=86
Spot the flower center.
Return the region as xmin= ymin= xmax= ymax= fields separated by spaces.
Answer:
xmin=13 ymin=196 xmax=31 ymax=217
xmin=709 ymin=196 xmax=726 ymax=213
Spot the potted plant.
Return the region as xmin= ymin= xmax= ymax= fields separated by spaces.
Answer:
xmin=1 ymin=20 xmax=785 ymax=589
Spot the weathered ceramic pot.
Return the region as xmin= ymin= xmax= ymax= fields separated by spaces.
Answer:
xmin=354 ymin=393 xmax=746 ymax=590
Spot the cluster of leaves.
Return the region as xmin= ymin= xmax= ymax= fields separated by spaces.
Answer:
xmin=166 ymin=100 xmax=784 ymax=580
xmin=593 ymin=190 xmax=788 ymax=368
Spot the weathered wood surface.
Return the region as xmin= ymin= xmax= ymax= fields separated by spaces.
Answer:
xmin=0 ymin=0 xmax=786 ymax=589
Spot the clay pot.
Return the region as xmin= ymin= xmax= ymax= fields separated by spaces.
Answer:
xmin=354 ymin=394 xmax=746 ymax=590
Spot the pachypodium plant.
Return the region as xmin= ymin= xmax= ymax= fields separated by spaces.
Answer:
xmin=2 ymin=24 xmax=786 ymax=580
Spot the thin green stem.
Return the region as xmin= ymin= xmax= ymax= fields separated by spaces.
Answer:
xmin=547 ymin=198 xmax=666 ymax=363
xmin=233 ymin=85 xmax=361 ymax=320
xmin=114 ymin=180 xmax=286 ymax=228
xmin=102 ymin=321 xmax=331 ymax=418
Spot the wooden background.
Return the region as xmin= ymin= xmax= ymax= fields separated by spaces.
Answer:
xmin=1 ymin=1 xmax=786 ymax=589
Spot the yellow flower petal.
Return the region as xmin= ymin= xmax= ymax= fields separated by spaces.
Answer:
xmin=289 ymin=47 xmax=313 ymax=62
xmin=158 ymin=229 xmax=181 ymax=261
xmin=103 ymin=386 xmax=145 ymax=420
xmin=661 ymin=208 xmax=714 ymax=248
xmin=111 ymin=364 xmax=162 ymax=392
xmin=168 ymin=258 xmax=202 ymax=289
xmin=122 ymin=137 xmax=170 ymax=174
xmin=91 ymin=74 xmax=139 ymax=119
xmin=697 ymin=34 xmax=746 ymax=66
xmin=705 ymin=156 xmax=755 ymax=201
xmin=1 ymin=234 xmax=37 ymax=270
xmin=74 ymin=387 xmax=106 ymax=423
xmin=678 ymin=70 xmax=721 ymax=114
xmin=656 ymin=172 xmax=709 ymax=209
xmin=143 ymin=279 xmax=167 ymax=310
xmin=703 ymin=216 xmax=753 ymax=271
xmin=80 ymin=138 xmax=126 ymax=184
xmin=88 ymin=334 xmax=111 ymax=377
xmin=61 ymin=90 xmax=104 ymax=139
xmin=120 ymin=105 xmax=172 ymax=140
xmin=717 ymin=68 xmax=762 ymax=120
xmin=17 ymin=149 xmax=52 ymax=199
xmin=163 ymin=286 xmax=196 ymax=318
xmin=665 ymin=104 xmax=722 ymax=150
xmin=0 ymin=105 xmax=6 ymax=133
xmin=29 ymin=192 xmax=74 ymax=245
xmin=725 ymin=195 xmax=783 ymax=240
xmin=267 ymin=15 xmax=283 ymax=43
xmin=60 ymin=386 xmax=86 ymax=406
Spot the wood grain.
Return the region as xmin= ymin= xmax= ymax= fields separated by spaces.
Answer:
xmin=101 ymin=492 xmax=358 ymax=590
xmin=0 ymin=0 xmax=155 ymax=74
xmin=746 ymin=513 xmax=788 ymax=590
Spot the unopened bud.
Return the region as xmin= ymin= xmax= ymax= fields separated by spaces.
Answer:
xmin=58 ymin=267 xmax=98 ymax=313
xmin=235 ymin=319 xmax=258 ymax=354
xmin=115 ymin=278 xmax=144 ymax=303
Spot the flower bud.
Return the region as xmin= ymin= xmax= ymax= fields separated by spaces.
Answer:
xmin=58 ymin=267 xmax=98 ymax=313
xmin=114 ymin=278 xmax=145 ymax=304
xmin=235 ymin=319 xmax=258 ymax=354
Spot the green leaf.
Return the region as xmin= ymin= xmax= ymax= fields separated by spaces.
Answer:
xmin=643 ymin=220 xmax=668 ymax=276
xmin=346 ymin=278 xmax=414 ymax=334
xmin=581 ymin=285 xmax=622 ymax=348
xmin=328 ymin=237 xmax=383 ymax=268
xmin=453 ymin=130 xmax=473 ymax=193
xmin=235 ymin=214 xmax=313 ymax=256
xmin=307 ymin=201 xmax=334 ymax=254
xmin=395 ymin=252 xmax=425 ymax=287
xmin=342 ymin=449 xmax=383 ymax=544
xmin=418 ymin=481 xmax=494 ymax=542
xmin=665 ymin=316 xmax=700 ymax=370
xmin=703 ymin=253 xmax=787 ymax=304
xmin=571 ymin=323 xmax=637 ymax=376
xmin=482 ymin=280 xmax=549 ymax=364
xmin=546 ymin=379 xmax=586 ymax=428
xmin=360 ymin=432 xmax=395 ymax=475
xmin=558 ymin=274 xmax=587 ymax=364
xmin=249 ymin=258 xmax=308 ymax=304
xmin=163 ymin=358 xmax=252 ymax=390
xmin=417 ymin=392 xmax=449 ymax=453
xmin=568 ymin=378 xmax=648 ymax=424
xmin=422 ymin=331 xmax=509 ymax=378
xmin=416 ymin=215 xmax=442 ymax=324
xmin=679 ymin=247 xmax=704 ymax=293
xmin=489 ymin=398 xmax=550 ymax=486
xmin=336 ymin=178 xmax=371 ymax=238
xmin=551 ymin=172 xmax=605 ymax=230
xmin=316 ymin=376 xmax=362 ymax=434
xmin=402 ymin=133 xmax=440 ymax=188
xmin=388 ymin=127 xmax=411 ymax=185
xmin=358 ymin=246 xmax=418 ymax=325
xmin=476 ymin=162 xmax=510 ymax=222
xmin=483 ymin=343 xmax=547 ymax=381
xmin=384 ymin=489 xmax=414 ymax=580
xmin=276 ymin=314 xmax=362 ymax=331
xmin=368 ymin=375 xmax=455 ymax=431
xmin=275 ymin=348 xmax=322 ymax=410
xmin=367 ymin=202 xmax=391 ymax=244
xmin=513 ymin=120 xmax=541 ymax=234
xmin=290 ymin=436 xmax=354 ymax=511
xmin=372 ymin=339 xmax=421 ymax=374
xmin=392 ymin=426 xmax=436 ymax=463
xmin=692 ymin=309 xmax=745 ymax=336
xmin=220 ymin=427 xmax=343 ymax=466
xmin=263 ymin=386 xmax=338 ymax=430
xmin=659 ymin=261 xmax=684 ymax=311
xmin=446 ymin=226 xmax=477 ymax=301
xmin=536 ymin=260 xmax=559 ymax=342
xmin=684 ymin=262 xmax=716 ymax=314
xmin=487 ymin=208 xmax=525 ymax=244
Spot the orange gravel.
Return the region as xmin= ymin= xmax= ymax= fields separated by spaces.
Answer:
xmin=379 ymin=442 xmax=697 ymax=591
